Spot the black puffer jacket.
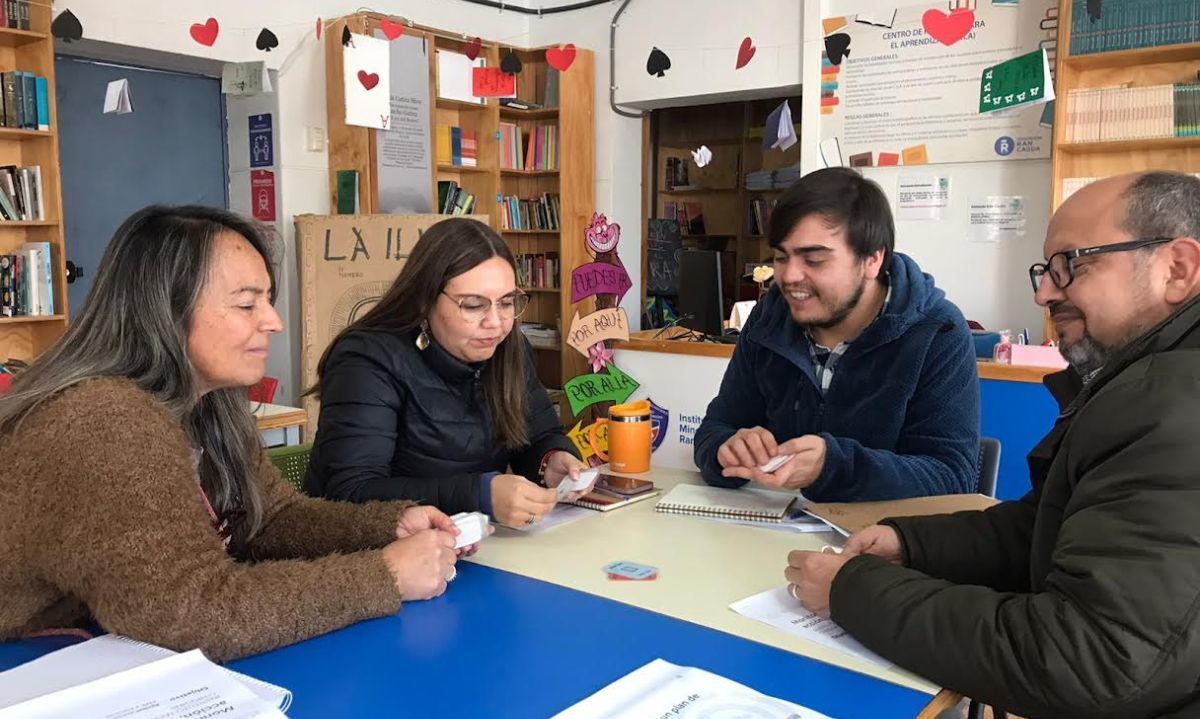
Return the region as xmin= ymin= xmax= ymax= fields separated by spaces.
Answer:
xmin=305 ymin=328 xmax=576 ymax=513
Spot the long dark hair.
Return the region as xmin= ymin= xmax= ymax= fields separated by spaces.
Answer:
xmin=0 ymin=205 xmax=276 ymax=550
xmin=312 ymin=218 xmax=529 ymax=449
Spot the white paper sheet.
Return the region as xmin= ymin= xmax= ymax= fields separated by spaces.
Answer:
xmin=0 ymin=649 xmax=285 ymax=719
xmin=551 ymin=658 xmax=833 ymax=719
xmin=896 ymin=174 xmax=951 ymax=221
xmin=102 ymin=79 xmax=132 ymax=114
xmin=730 ymin=586 xmax=894 ymax=670
xmin=435 ymin=49 xmax=485 ymax=105
xmin=343 ymin=32 xmax=392 ymax=130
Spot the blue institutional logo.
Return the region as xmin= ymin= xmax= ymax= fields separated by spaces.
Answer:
xmin=994 ymin=136 xmax=1015 ymax=157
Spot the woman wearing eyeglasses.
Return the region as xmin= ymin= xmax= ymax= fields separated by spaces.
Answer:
xmin=304 ymin=218 xmax=591 ymax=528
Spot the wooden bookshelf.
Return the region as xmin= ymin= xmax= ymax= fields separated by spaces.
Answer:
xmin=645 ymin=94 xmax=802 ymax=315
xmin=0 ymin=8 xmax=69 ymax=364
xmin=1048 ymin=2 xmax=1200 ymax=341
xmin=325 ymin=15 xmax=594 ymax=422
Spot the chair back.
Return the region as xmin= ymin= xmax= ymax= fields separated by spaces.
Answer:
xmin=266 ymin=442 xmax=312 ymax=493
xmin=978 ymin=437 xmax=1001 ymax=497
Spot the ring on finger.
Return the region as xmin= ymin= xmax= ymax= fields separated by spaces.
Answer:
xmin=788 ymin=584 xmax=801 ymax=601
xmin=447 ymin=565 xmax=457 ymax=582
xmin=524 ymin=512 xmax=536 ymax=525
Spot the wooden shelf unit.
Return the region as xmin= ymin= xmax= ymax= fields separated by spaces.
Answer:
xmin=0 ymin=13 xmax=69 ymax=364
xmin=325 ymin=16 xmax=594 ymax=419
xmin=645 ymin=94 xmax=802 ymax=314
xmin=1047 ymin=2 xmax=1200 ymax=341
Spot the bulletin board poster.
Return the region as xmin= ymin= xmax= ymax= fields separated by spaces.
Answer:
xmin=295 ymin=213 xmax=486 ymax=427
xmin=818 ymin=1 xmax=1056 ymax=167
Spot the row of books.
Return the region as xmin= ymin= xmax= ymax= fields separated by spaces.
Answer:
xmin=436 ymin=125 xmax=478 ymax=168
xmin=0 ymin=242 xmax=54 ymax=317
xmin=1 ymin=0 xmax=31 ymax=29
xmin=1 ymin=71 xmax=50 ymax=131
xmin=436 ymin=180 xmax=477 ymax=215
xmin=1064 ymin=83 xmax=1200 ymax=143
xmin=664 ymin=156 xmax=690 ymax=190
xmin=499 ymin=192 xmax=561 ymax=232
xmin=746 ymin=199 xmax=774 ymax=236
xmin=663 ymin=201 xmax=707 ymax=236
xmin=0 ymin=164 xmax=43 ymax=221
xmin=499 ymin=123 xmax=559 ymax=171
xmin=1070 ymin=0 xmax=1200 ymax=55
xmin=515 ymin=252 xmax=560 ymax=289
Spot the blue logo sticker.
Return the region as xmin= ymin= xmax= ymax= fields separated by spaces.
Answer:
xmin=994 ymin=136 xmax=1015 ymax=157
xmin=649 ymin=397 xmax=669 ymax=452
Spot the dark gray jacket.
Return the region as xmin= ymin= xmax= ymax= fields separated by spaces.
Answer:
xmin=831 ymin=296 xmax=1200 ymax=719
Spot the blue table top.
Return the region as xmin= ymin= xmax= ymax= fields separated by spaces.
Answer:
xmin=0 ymin=563 xmax=930 ymax=718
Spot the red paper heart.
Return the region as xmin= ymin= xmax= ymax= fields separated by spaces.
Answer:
xmin=316 ymin=18 xmax=322 ymax=41
xmin=380 ymin=19 xmax=404 ymax=40
xmin=190 ymin=17 xmax=219 ymax=47
xmin=922 ymin=8 xmax=974 ymax=46
xmin=464 ymin=37 xmax=483 ymax=61
xmin=546 ymin=43 xmax=576 ymax=72
xmin=357 ymin=71 xmax=380 ymax=90
xmin=736 ymin=36 xmax=756 ymax=69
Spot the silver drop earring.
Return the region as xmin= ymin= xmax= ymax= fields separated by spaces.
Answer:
xmin=415 ymin=319 xmax=431 ymax=351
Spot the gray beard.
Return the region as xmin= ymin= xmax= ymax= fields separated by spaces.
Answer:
xmin=1059 ymin=332 xmax=1113 ymax=379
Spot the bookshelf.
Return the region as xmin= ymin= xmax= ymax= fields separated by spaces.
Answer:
xmin=325 ymin=15 xmax=594 ymax=421
xmin=0 ymin=3 xmax=67 ymax=364
xmin=1048 ymin=0 xmax=1200 ymax=339
xmin=645 ymin=94 xmax=801 ymax=317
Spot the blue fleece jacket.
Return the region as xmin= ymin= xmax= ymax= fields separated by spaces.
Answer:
xmin=693 ymin=252 xmax=980 ymax=501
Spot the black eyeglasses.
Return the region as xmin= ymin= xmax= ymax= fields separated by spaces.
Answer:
xmin=1029 ymin=237 xmax=1173 ymax=292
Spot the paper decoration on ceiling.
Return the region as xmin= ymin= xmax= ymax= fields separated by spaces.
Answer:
xmin=646 ymin=47 xmax=671 ymax=77
xmin=585 ymin=213 xmax=620 ymax=254
xmin=256 ymin=28 xmax=278 ymax=52
xmin=921 ymin=8 xmax=974 ymax=46
xmin=763 ymin=100 xmax=796 ymax=151
xmin=568 ymin=308 xmax=631 ymax=357
xmin=691 ymin=145 xmax=713 ymax=168
xmin=824 ymin=33 xmax=851 ymax=65
xmin=343 ymin=32 xmax=391 ymax=130
xmin=316 ymin=18 xmax=323 ymax=40
xmin=563 ymin=363 xmax=640 ymax=416
xmin=464 ymin=37 xmax=483 ymax=61
xmin=546 ymin=44 xmax=577 ymax=72
xmin=51 ymin=9 xmax=83 ymax=42
xmin=735 ymin=37 xmax=756 ymax=69
xmin=380 ymin=19 xmax=405 ymax=40
xmin=341 ymin=25 xmax=353 ymax=47
xmin=190 ymin=17 xmax=219 ymax=47
xmin=501 ymin=49 xmax=523 ymax=76
xmin=103 ymin=79 xmax=133 ymax=115
xmin=1086 ymin=0 xmax=1102 ymax=21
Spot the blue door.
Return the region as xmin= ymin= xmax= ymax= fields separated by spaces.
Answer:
xmin=55 ymin=56 xmax=228 ymax=314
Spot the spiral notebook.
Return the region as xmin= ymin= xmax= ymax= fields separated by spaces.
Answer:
xmin=655 ymin=484 xmax=797 ymax=523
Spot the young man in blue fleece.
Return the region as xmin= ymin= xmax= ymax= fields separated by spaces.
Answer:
xmin=693 ymin=167 xmax=979 ymax=501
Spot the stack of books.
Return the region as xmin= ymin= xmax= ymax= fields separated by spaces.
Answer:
xmin=436 ymin=125 xmax=477 ymax=167
xmin=0 ymin=241 xmax=54 ymax=317
xmin=1070 ymin=0 xmax=1200 ymax=54
xmin=1065 ymin=83 xmax=1200 ymax=142
xmin=515 ymin=252 xmax=560 ymax=289
xmin=1 ymin=1 xmax=31 ymax=30
xmin=520 ymin=322 xmax=560 ymax=350
xmin=499 ymin=192 xmax=560 ymax=231
xmin=0 ymin=71 xmax=51 ymax=131
xmin=436 ymin=180 xmax=476 ymax=215
xmin=0 ymin=164 xmax=43 ymax=221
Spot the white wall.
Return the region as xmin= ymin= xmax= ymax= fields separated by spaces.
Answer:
xmin=58 ymin=0 xmax=530 ymax=403
xmin=799 ymin=0 xmax=1048 ymax=334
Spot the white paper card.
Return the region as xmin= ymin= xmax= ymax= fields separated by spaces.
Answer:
xmin=730 ymin=586 xmax=894 ymax=670
xmin=969 ymin=195 xmax=1027 ymax=243
xmin=436 ymin=49 xmax=485 ymax=105
xmin=0 ymin=649 xmax=285 ymax=719
xmin=896 ymin=175 xmax=951 ymax=221
xmin=343 ymin=32 xmax=392 ymax=130
xmin=551 ymin=658 xmax=833 ymax=719
xmin=102 ymin=79 xmax=132 ymax=115
xmin=221 ymin=62 xmax=270 ymax=96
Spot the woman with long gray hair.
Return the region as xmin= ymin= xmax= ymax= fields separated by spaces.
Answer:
xmin=0 ymin=205 xmax=467 ymax=662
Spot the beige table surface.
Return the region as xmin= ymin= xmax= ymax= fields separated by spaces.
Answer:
xmin=466 ymin=465 xmax=938 ymax=694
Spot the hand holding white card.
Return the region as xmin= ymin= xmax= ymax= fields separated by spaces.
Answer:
xmin=450 ymin=511 xmax=489 ymax=549
xmin=556 ymin=468 xmax=598 ymax=501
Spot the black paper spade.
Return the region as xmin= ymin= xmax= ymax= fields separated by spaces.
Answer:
xmin=501 ymin=49 xmax=523 ymax=76
xmin=51 ymin=9 xmax=84 ymax=42
xmin=341 ymin=25 xmax=353 ymax=47
xmin=824 ymin=33 xmax=851 ymax=65
xmin=256 ymin=28 xmax=279 ymax=52
xmin=646 ymin=47 xmax=671 ymax=78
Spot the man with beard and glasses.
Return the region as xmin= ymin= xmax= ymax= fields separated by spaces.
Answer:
xmin=693 ymin=167 xmax=979 ymax=501
xmin=785 ymin=171 xmax=1200 ymax=719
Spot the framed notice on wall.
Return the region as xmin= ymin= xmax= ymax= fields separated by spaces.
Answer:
xmin=818 ymin=1 xmax=1056 ymax=167
xmin=295 ymin=214 xmax=487 ymax=427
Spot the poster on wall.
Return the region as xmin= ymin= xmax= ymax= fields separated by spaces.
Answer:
xmin=818 ymin=2 xmax=1055 ymax=166
xmin=295 ymin=214 xmax=487 ymax=427
xmin=375 ymin=32 xmax=433 ymax=214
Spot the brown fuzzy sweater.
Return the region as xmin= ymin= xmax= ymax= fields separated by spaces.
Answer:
xmin=0 ymin=378 xmax=413 ymax=661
